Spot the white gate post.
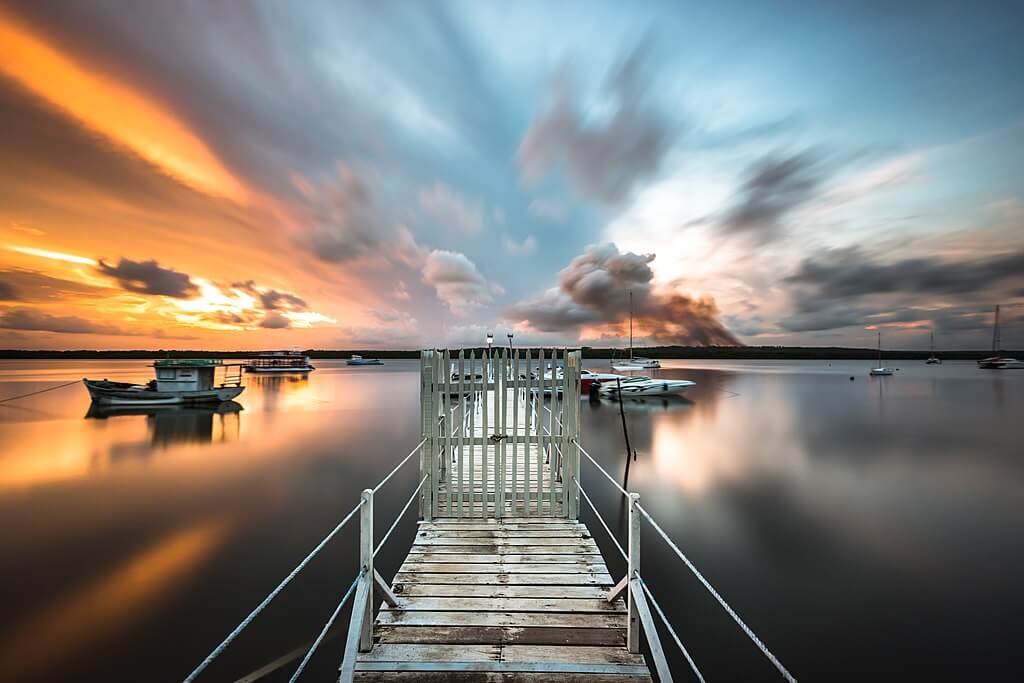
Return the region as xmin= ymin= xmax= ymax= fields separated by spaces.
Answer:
xmin=419 ymin=350 xmax=435 ymax=521
xmin=358 ymin=488 xmax=374 ymax=652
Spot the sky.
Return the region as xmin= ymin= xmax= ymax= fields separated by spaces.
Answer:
xmin=0 ymin=0 xmax=1022 ymax=351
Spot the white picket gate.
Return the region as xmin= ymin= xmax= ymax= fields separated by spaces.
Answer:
xmin=418 ymin=348 xmax=581 ymax=520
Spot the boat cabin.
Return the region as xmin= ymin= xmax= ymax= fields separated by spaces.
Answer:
xmin=153 ymin=359 xmax=224 ymax=392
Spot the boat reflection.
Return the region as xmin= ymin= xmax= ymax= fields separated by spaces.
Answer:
xmin=85 ymin=401 xmax=242 ymax=448
xmin=611 ymin=395 xmax=694 ymax=412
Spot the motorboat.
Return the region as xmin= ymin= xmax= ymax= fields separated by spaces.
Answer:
xmin=925 ymin=332 xmax=941 ymax=365
xmin=869 ymin=332 xmax=897 ymax=376
xmin=977 ymin=305 xmax=1023 ymax=369
xmin=598 ymin=376 xmax=696 ymax=397
xmin=347 ymin=354 xmax=384 ymax=366
xmin=83 ymin=359 xmax=244 ymax=405
xmin=612 ymin=291 xmax=661 ymax=371
xmin=245 ymin=350 xmax=315 ymax=373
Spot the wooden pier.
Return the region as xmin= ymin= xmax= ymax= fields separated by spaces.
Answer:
xmin=350 ymin=349 xmax=653 ymax=681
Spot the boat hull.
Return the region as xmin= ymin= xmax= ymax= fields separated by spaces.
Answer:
xmin=601 ymin=380 xmax=695 ymax=397
xmin=347 ymin=359 xmax=384 ymax=366
xmin=83 ymin=379 xmax=244 ymax=405
xmin=869 ymin=368 xmax=896 ymax=376
xmin=245 ymin=365 xmax=315 ymax=373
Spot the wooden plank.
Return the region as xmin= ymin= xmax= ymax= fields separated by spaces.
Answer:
xmin=353 ymin=672 xmax=651 ymax=682
xmin=354 ymin=662 xmax=651 ymax=675
xmin=414 ymin=537 xmax=598 ymax=547
xmin=380 ymin=597 xmax=625 ymax=613
xmin=393 ymin=584 xmax=610 ymax=599
xmin=502 ymin=645 xmax=645 ymax=665
xmin=393 ymin=572 xmax=612 ymax=586
xmin=397 ymin=563 xmax=610 ymax=575
xmin=360 ymin=644 xmax=499 ymax=662
xmin=375 ymin=610 xmax=625 ymax=628
xmin=416 ymin=530 xmax=591 ymax=538
xmin=405 ymin=545 xmax=599 ymax=555
xmin=376 ymin=625 xmax=625 ymax=647
xmin=402 ymin=553 xmax=604 ymax=564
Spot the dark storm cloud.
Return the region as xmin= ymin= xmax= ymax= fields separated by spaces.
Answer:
xmin=786 ymin=247 xmax=1024 ymax=304
xmin=232 ymin=281 xmax=307 ymax=311
xmin=0 ymin=269 xmax=108 ymax=303
xmin=507 ymin=243 xmax=739 ymax=345
xmin=718 ymin=150 xmax=827 ymax=241
xmin=519 ymin=44 xmax=674 ymax=205
xmin=259 ymin=311 xmax=291 ymax=329
xmin=0 ymin=308 xmax=125 ymax=335
xmin=0 ymin=281 xmax=16 ymax=301
xmin=97 ymin=258 xmax=198 ymax=298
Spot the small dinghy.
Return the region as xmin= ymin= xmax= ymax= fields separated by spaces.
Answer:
xmin=83 ymin=359 xmax=244 ymax=406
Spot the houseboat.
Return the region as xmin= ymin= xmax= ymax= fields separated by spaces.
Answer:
xmin=244 ymin=350 xmax=315 ymax=373
xmin=83 ymin=359 xmax=244 ymax=405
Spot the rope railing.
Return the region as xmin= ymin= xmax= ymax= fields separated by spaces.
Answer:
xmin=572 ymin=438 xmax=629 ymax=498
xmin=635 ymin=503 xmax=797 ymax=683
xmin=375 ymin=474 xmax=428 ymax=557
xmin=573 ymin=475 xmax=627 ymax=561
xmin=637 ymin=575 xmax=706 ymax=683
xmin=184 ymin=497 xmax=366 ymax=682
xmin=288 ymin=570 xmax=364 ymax=682
xmin=372 ymin=437 xmax=427 ymax=494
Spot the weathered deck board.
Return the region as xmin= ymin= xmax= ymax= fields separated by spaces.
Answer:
xmin=356 ymin=519 xmax=650 ymax=682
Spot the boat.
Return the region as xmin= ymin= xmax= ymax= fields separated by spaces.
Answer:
xmin=244 ymin=349 xmax=315 ymax=373
xmin=612 ymin=292 xmax=660 ymax=371
xmin=977 ymin=305 xmax=1024 ymax=369
xmin=347 ymin=354 xmax=384 ymax=366
xmin=925 ymin=332 xmax=942 ymax=365
xmin=83 ymin=359 xmax=244 ymax=405
xmin=598 ymin=376 xmax=696 ymax=397
xmin=869 ymin=332 xmax=897 ymax=376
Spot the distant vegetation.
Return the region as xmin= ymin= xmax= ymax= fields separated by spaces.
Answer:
xmin=0 ymin=345 xmax=1015 ymax=361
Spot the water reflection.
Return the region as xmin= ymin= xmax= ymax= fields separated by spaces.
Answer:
xmin=85 ymin=401 xmax=243 ymax=449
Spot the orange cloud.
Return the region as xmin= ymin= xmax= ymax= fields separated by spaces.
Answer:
xmin=0 ymin=12 xmax=248 ymax=203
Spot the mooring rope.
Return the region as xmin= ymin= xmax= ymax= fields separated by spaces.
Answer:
xmin=0 ymin=379 xmax=79 ymax=404
xmin=635 ymin=503 xmax=797 ymax=682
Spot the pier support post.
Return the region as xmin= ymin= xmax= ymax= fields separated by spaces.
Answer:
xmin=627 ymin=492 xmax=641 ymax=654
xmin=359 ymin=488 xmax=374 ymax=652
xmin=419 ymin=351 xmax=435 ymax=521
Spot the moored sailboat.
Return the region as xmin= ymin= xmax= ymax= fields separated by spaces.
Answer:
xmin=869 ymin=332 xmax=897 ymax=376
xmin=978 ymin=305 xmax=1024 ymax=369
xmin=612 ymin=291 xmax=661 ymax=371
xmin=926 ymin=332 xmax=942 ymax=365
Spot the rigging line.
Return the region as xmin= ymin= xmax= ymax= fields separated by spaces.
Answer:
xmin=288 ymin=570 xmax=363 ymax=682
xmin=184 ymin=498 xmax=365 ymax=682
xmin=635 ymin=503 xmax=797 ymax=683
xmin=0 ymin=379 xmax=79 ymax=404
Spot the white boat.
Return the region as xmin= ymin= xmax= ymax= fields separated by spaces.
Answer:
xmin=347 ymin=354 xmax=384 ymax=366
xmin=599 ymin=376 xmax=696 ymax=397
xmin=977 ymin=305 xmax=1024 ymax=369
xmin=869 ymin=332 xmax=897 ymax=376
xmin=925 ymin=332 xmax=941 ymax=365
xmin=245 ymin=350 xmax=315 ymax=373
xmin=83 ymin=359 xmax=244 ymax=405
xmin=612 ymin=292 xmax=660 ymax=371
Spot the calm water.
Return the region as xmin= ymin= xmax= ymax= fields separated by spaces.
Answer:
xmin=1 ymin=359 xmax=1021 ymax=681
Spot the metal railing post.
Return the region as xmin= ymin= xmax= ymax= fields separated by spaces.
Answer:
xmin=358 ymin=488 xmax=374 ymax=652
xmin=628 ymin=492 xmax=641 ymax=654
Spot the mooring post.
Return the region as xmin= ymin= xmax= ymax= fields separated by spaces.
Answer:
xmin=359 ymin=488 xmax=374 ymax=652
xmin=627 ymin=491 xmax=641 ymax=654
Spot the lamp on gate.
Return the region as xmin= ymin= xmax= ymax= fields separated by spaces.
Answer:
xmin=507 ymin=332 xmax=514 ymax=351
xmin=486 ymin=332 xmax=494 ymax=349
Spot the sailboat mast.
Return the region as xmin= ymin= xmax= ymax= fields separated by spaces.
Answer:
xmin=993 ymin=304 xmax=1001 ymax=354
xmin=877 ymin=331 xmax=882 ymax=365
xmin=622 ymin=290 xmax=630 ymax=360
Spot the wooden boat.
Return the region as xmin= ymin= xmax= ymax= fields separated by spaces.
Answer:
xmin=83 ymin=359 xmax=244 ymax=405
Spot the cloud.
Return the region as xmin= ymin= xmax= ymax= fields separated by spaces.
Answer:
xmin=506 ymin=243 xmax=739 ymax=345
xmin=0 ymin=308 xmax=124 ymax=335
xmin=419 ymin=182 xmax=483 ymax=234
xmin=232 ymin=281 xmax=307 ymax=311
xmin=518 ymin=45 xmax=673 ymax=204
xmin=0 ymin=269 xmax=108 ymax=302
xmin=298 ymin=166 xmax=395 ymax=264
xmin=718 ymin=150 xmax=827 ymax=242
xmin=502 ymin=235 xmax=537 ymax=256
xmin=97 ymin=257 xmax=198 ymax=297
xmin=259 ymin=311 xmax=291 ymax=329
xmin=421 ymin=249 xmax=493 ymax=313
xmin=0 ymin=281 xmax=17 ymax=301
xmin=786 ymin=247 xmax=1024 ymax=306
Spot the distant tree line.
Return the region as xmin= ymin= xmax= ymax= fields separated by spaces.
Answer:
xmin=0 ymin=345 xmax=1014 ymax=360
